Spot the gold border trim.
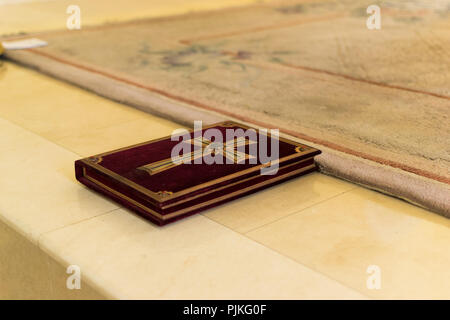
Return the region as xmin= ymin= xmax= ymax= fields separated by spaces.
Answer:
xmin=82 ymin=164 xmax=316 ymax=221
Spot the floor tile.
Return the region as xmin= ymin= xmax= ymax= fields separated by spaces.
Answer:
xmin=0 ymin=118 xmax=118 ymax=243
xmin=247 ymin=187 xmax=450 ymax=299
xmin=55 ymin=117 xmax=182 ymax=157
xmin=39 ymin=209 xmax=367 ymax=299
xmin=0 ymin=62 xmax=146 ymax=141
xmin=204 ymin=172 xmax=356 ymax=233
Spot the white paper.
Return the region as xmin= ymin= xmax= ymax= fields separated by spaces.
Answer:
xmin=2 ymin=38 xmax=48 ymax=50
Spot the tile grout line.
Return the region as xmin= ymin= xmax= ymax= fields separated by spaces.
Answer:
xmin=202 ymin=212 xmax=372 ymax=299
xmin=243 ymin=186 xmax=358 ymax=234
xmin=243 ymin=186 xmax=375 ymax=298
xmin=0 ymin=116 xmax=87 ymax=156
xmin=35 ymin=207 xmax=121 ymax=298
xmin=241 ymin=187 xmax=374 ymax=297
xmin=0 ymin=98 xmax=151 ymax=157
xmin=36 ymin=207 xmax=121 ymax=248
xmin=246 ymin=232 xmax=374 ymax=299
xmin=36 ymin=209 xmax=119 ymax=300
xmin=0 ymin=111 xmax=179 ymax=159
xmin=0 ymin=116 xmax=123 ymax=248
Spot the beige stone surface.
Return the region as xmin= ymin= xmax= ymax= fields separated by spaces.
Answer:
xmin=56 ymin=117 xmax=182 ymax=157
xmin=0 ymin=220 xmax=104 ymax=299
xmin=0 ymin=63 xmax=148 ymax=141
xmin=39 ymin=209 xmax=366 ymax=299
xmin=204 ymin=172 xmax=356 ymax=233
xmin=0 ymin=117 xmax=118 ymax=243
xmin=247 ymin=187 xmax=450 ymax=299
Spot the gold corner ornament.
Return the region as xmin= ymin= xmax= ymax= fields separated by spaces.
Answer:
xmin=157 ymin=191 xmax=173 ymax=198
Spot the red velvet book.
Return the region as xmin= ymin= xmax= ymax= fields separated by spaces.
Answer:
xmin=75 ymin=121 xmax=321 ymax=225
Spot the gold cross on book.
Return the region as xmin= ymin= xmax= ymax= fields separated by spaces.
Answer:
xmin=138 ymin=136 xmax=257 ymax=175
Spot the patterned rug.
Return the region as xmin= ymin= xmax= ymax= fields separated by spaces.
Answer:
xmin=4 ymin=0 xmax=450 ymax=216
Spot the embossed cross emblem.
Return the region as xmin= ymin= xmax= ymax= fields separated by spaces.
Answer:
xmin=138 ymin=136 xmax=257 ymax=175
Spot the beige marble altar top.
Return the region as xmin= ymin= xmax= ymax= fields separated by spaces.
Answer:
xmin=1 ymin=0 xmax=449 ymax=300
